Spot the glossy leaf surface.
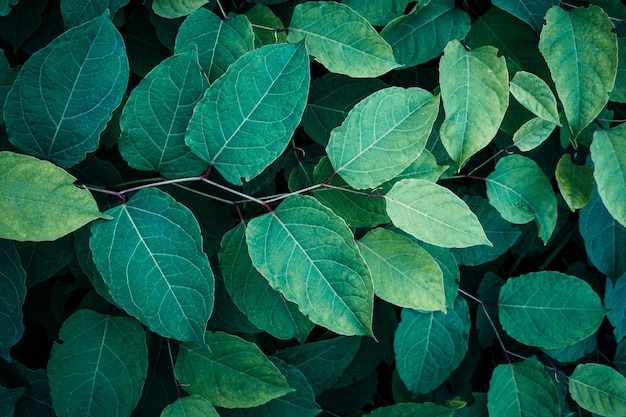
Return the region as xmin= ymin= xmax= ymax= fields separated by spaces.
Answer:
xmin=366 ymin=402 xmax=457 ymax=417
xmin=512 ymin=117 xmax=556 ymax=152
xmin=569 ymin=363 xmax=626 ymax=417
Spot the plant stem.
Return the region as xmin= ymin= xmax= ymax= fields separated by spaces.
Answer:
xmin=201 ymin=178 xmax=271 ymax=210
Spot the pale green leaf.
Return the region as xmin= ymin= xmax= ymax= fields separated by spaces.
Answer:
xmin=569 ymin=363 xmax=626 ymax=417
xmin=512 ymin=117 xmax=557 ymax=152
xmin=591 ymin=124 xmax=626 ymax=228
xmin=539 ymin=5 xmax=617 ymax=139
xmin=119 ymin=50 xmax=208 ymax=179
xmin=327 ymin=87 xmax=439 ymax=189
xmin=492 ymin=0 xmax=559 ymax=31
xmin=438 ymin=41 xmax=509 ymax=168
xmin=394 ymin=297 xmax=470 ymax=394
xmin=61 ymin=0 xmax=130 ymax=28
xmin=287 ymin=2 xmax=400 ymax=77
xmin=555 ymin=154 xmax=594 ymax=211
xmin=48 ymin=310 xmax=148 ymax=417
xmin=16 ymin=237 xmax=73 ymax=287
xmin=487 ymin=359 xmax=559 ymax=417
xmin=610 ymin=38 xmax=626 ymax=103
xmin=152 ymin=0 xmax=209 ymax=18
xmin=510 ymin=71 xmax=561 ymax=125
xmin=485 ymin=154 xmax=557 ymax=244
xmin=246 ymin=195 xmax=374 ymax=336
xmin=381 ymin=0 xmax=470 ymax=67
xmin=605 ymin=274 xmax=626 ymax=341
xmin=0 ymin=152 xmax=108 ymax=241
xmin=385 ymin=179 xmax=492 ymax=248
xmin=365 ymin=402 xmax=457 ymax=417
xmin=4 ymin=14 xmax=128 ymax=167
xmin=89 ymin=188 xmax=214 ymax=344
xmin=342 ymin=0 xmax=408 ymax=26
xmin=174 ymin=331 xmax=292 ymax=408
xmin=0 ymin=240 xmax=26 ymax=362
xmin=185 ymin=42 xmax=309 ymax=185
xmin=357 ymin=228 xmax=445 ymax=311
xmin=245 ymin=4 xmax=287 ymax=46
xmin=161 ymin=395 xmax=219 ymax=417
xmin=74 ymin=227 xmax=115 ymax=305
xmin=498 ymin=271 xmax=605 ymax=349
xmin=393 ymin=150 xmax=448 ymax=183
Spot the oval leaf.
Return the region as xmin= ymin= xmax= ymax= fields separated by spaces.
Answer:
xmin=0 ymin=240 xmax=26 ymax=361
xmin=512 ymin=117 xmax=557 ymax=152
xmin=569 ymin=363 xmax=626 ymax=417
xmin=555 ymin=154 xmax=594 ymax=212
xmin=509 ymin=70 xmax=560 ymax=125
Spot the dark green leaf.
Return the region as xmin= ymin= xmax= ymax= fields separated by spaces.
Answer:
xmin=366 ymin=402 xmax=457 ymax=417
xmin=569 ymin=363 xmax=626 ymax=417
xmin=542 ymin=335 xmax=596 ymax=363
xmin=492 ymin=0 xmax=559 ymax=31
xmin=160 ymin=395 xmax=219 ymax=417
xmin=605 ymin=274 xmax=626 ymax=341
xmin=16 ymin=236 xmax=73 ymax=287
xmin=61 ymin=0 xmax=130 ymax=28
xmin=0 ymin=240 xmax=26 ymax=361
xmin=0 ymin=53 xmax=18 ymax=128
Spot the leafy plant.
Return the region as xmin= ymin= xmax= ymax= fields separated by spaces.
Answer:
xmin=2 ymin=0 xmax=626 ymax=416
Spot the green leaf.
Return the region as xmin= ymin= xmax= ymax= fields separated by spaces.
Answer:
xmin=342 ymin=0 xmax=408 ymax=26
xmin=542 ymin=334 xmax=596 ymax=364
xmin=219 ymin=222 xmax=313 ymax=342
xmin=487 ymin=359 xmax=560 ymax=417
xmin=0 ymin=53 xmax=18 ymax=128
xmin=119 ymin=50 xmax=208 ymax=179
xmin=555 ymin=154 xmax=594 ymax=211
xmin=152 ymin=0 xmax=210 ymax=18
xmin=605 ymin=274 xmax=626 ymax=341
xmin=380 ymin=0 xmax=470 ymax=68
xmin=0 ymin=386 xmax=26 ymax=417
xmin=509 ymin=71 xmax=560 ymax=125
xmin=438 ymin=41 xmax=509 ymax=168
xmin=615 ymin=340 xmax=626 ymax=376
xmin=498 ymin=271 xmax=605 ymax=349
xmin=357 ymin=228 xmax=445 ymax=311
xmin=610 ymin=38 xmax=626 ymax=103
xmin=385 ymin=179 xmax=492 ymax=248
xmin=4 ymin=13 xmax=128 ymax=167
xmin=538 ymin=5 xmax=617 ymax=139
xmin=0 ymin=240 xmax=26 ymax=362
xmin=485 ymin=154 xmax=557 ymax=244
xmin=16 ymin=237 xmax=73 ymax=287
xmin=48 ymin=310 xmax=148 ymax=417
xmin=89 ymin=188 xmax=214 ymax=344
xmin=246 ymin=195 xmax=374 ymax=336
xmin=512 ymin=117 xmax=557 ymax=152
xmin=591 ymin=124 xmax=626 ymax=228
xmin=0 ymin=152 xmax=108 ymax=241
xmin=160 ymin=395 xmax=219 ymax=417
xmin=394 ymin=297 xmax=470 ymax=395
xmin=185 ymin=42 xmax=309 ymax=185
xmin=492 ymin=0 xmax=559 ymax=31
xmin=174 ymin=9 xmax=254 ymax=83
xmin=174 ymin=331 xmax=292 ymax=408
xmin=365 ymin=402 xmax=457 ymax=417
xmin=417 ymin=242 xmax=460 ymax=311
xmin=0 ymin=0 xmax=17 ymax=16
xmin=61 ymin=0 xmax=130 ymax=28
xmin=326 ymin=87 xmax=439 ymax=190
xmin=569 ymin=363 xmax=626 ymax=417
xmin=287 ymin=2 xmax=400 ymax=78
xmin=245 ymin=4 xmax=287 ymax=46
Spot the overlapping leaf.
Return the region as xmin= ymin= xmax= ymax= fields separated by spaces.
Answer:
xmin=569 ymin=363 xmax=626 ymax=417
xmin=492 ymin=0 xmax=559 ymax=31
xmin=343 ymin=0 xmax=408 ymax=26
xmin=509 ymin=71 xmax=560 ymax=125
xmin=555 ymin=155 xmax=594 ymax=211
xmin=61 ymin=0 xmax=130 ymax=28
xmin=605 ymin=274 xmax=626 ymax=341
xmin=152 ymin=0 xmax=210 ymax=18
xmin=512 ymin=117 xmax=556 ymax=152
xmin=366 ymin=402 xmax=457 ymax=417
xmin=0 ymin=240 xmax=26 ymax=361
xmin=161 ymin=395 xmax=219 ymax=417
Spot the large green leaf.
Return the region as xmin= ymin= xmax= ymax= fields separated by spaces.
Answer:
xmin=487 ymin=359 xmax=559 ymax=417
xmin=174 ymin=331 xmax=292 ymax=408
xmin=357 ymin=228 xmax=445 ymax=311
xmin=438 ymin=41 xmax=509 ymax=168
xmin=605 ymin=274 xmax=626 ymax=341
xmin=89 ymin=188 xmax=214 ymax=344
xmin=498 ymin=271 xmax=605 ymax=349
xmin=152 ymin=0 xmax=209 ymax=18
xmin=591 ymin=124 xmax=626 ymax=228
xmin=326 ymin=87 xmax=439 ymax=190
xmin=287 ymin=2 xmax=400 ymax=77
xmin=394 ymin=297 xmax=470 ymax=395
xmin=161 ymin=395 xmax=219 ymax=417
xmin=119 ymin=50 xmax=208 ymax=179
xmin=246 ymin=195 xmax=374 ymax=336
xmin=4 ymin=13 xmax=128 ymax=167
xmin=0 ymin=240 xmax=26 ymax=362
xmin=555 ymin=154 xmax=594 ymax=212
xmin=0 ymin=152 xmax=108 ymax=241
xmin=485 ymin=154 xmax=557 ymax=244
xmin=380 ymin=0 xmax=470 ymax=68
xmin=385 ymin=179 xmax=491 ymax=248
xmin=342 ymin=0 xmax=408 ymax=26
xmin=538 ymin=5 xmax=617 ymax=140
xmin=61 ymin=0 xmax=130 ymax=28
xmin=569 ymin=363 xmax=626 ymax=417
xmin=185 ymin=42 xmax=309 ymax=185
xmin=48 ymin=310 xmax=148 ymax=417
xmin=492 ymin=0 xmax=559 ymax=31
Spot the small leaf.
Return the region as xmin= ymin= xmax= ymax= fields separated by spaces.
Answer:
xmin=605 ymin=274 xmax=626 ymax=341
xmin=174 ymin=331 xmax=292 ymax=408
xmin=365 ymin=402 xmax=457 ymax=417
xmin=0 ymin=240 xmax=26 ymax=361
xmin=492 ymin=0 xmax=559 ymax=31
xmin=509 ymin=71 xmax=560 ymax=125
xmin=512 ymin=117 xmax=557 ymax=152
xmin=287 ymin=1 xmax=400 ymax=77
xmin=385 ymin=178 xmax=492 ymax=248
xmin=569 ymin=363 xmax=626 ymax=417
xmin=160 ymin=395 xmax=219 ymax=417
xmin=0 ymin=152 xmax=108 ymax=241
xmin=498 ymin=271 xmax=605 ymax=349
xmin=555 ymin=154 xmax=594 ymax=211
xmin=152 ymin=0 xmax=210 ymax=18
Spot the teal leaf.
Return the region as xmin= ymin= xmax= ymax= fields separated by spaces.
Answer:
xmin=610 ymin=38 xmax=626 ymax=103
xmin=342 ymin=0 xmax=408 ymax=26
xmin=4 ymin=13 xmax=128 ymax=167
xmin=498 ymin=271 xmax=605 ymax=349
xmin=438 ymin=41 xmax=509 ymax=168
xmin=538 ymin=5 xmax=617 ymax=140
xmin=48 ymin=310 xmax=148 ymax=417
xmin=61 ymin=0 xmax=130 ymax=28
xmin=326 ymin=87 xmax=439 ymax=190
xmin=0 ymin=53 xmax=18 ymax=128
xmin=569 ymin=363 xmax=626 ymax=417
xmin=417 ymin=242 xmax=460 ymax=311
xmin=74 ymin=227 xmax=115 ymax=305
xmin=152 ymin=0 xmax=210 ymax=18
xmin=512 ymin=117 xmax=557 ymax=152
xmin=394 ymin=297 xmax=470 ymax=395
xmin=365 ymin=402 xmax=457 ymax=417
xmin=0 ymin=0 xmax=17 ymax=16
xmin=185 ymin=42 xmax=309 ymax=185
xmin=0 ymin=386 xmax=26 ymax=417
xmin=542 ymin=334 xmax=596 ymax=364
xmin=605 ymin=274 xmax=626 ymax=341
xmin=119 ymin=50 xmax=208 ymax=179
xmin=16 ymin=237 xmax=74 ymax=287
xmin=381 ymin=0 xmax=470 ymax=68
xmin=591 ymin=124 xmax=626 ymax=228
xmin=89 ymin=188 xmax=214 ymax=344
xmin=174 ymin=9 xmax=254 ymax=83
xmin=475 ymin=272 xmax=505 ymax=348
xmin=174 ymin=331 xmax=292 ymax=408
xmin=485 ymin=154 xmax=557 ymax=244
xmin=0 ymin=152 xmax=108 ymax=242
xmin=246 ymin=195 xmax=374 ymax=336
xmin=385 ymin=179 xmax=492 ymax=248
xmin=487 ymin=359 xmax=560 ymax=417
xmin=160 ymin=395 xmax=219 ymax=417
xmin=357 ymin=227 xmax=445 ymax=311
xmin=509 ymin=71 xmax=560 ymax=126
xmin=492 ymin=0 xmax=559 ymax=31
xmin=287 ymin=2 xmax=400 ymax=78
xmin=0 ymin=240 xmax=26 ymax=362
xmin=616 ymin=341 xmax=626 ymax=376
xmin=555 ymin=154 xmax=594 ymax=212
xmin=219 ymin=222 xmax=313 ymax=342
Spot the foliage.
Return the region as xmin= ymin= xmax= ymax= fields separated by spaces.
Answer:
xmin=2 ymin=0 xmax=626 ymax=416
